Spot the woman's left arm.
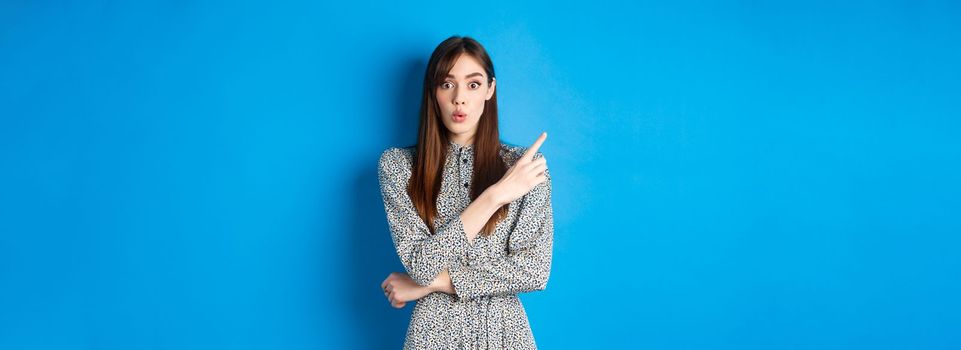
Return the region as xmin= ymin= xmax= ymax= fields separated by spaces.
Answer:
xmin=384 ymin=146 xmax=553 ymax=306
xmin=432 ymin=166 xmax=554 ymax=300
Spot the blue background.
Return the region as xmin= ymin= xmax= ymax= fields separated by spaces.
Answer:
xmin=2 ymin=1 xmax=959 ymax=349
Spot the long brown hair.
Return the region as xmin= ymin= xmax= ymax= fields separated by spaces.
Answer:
xmin=408 ymin=36 xmax=508 ymax=236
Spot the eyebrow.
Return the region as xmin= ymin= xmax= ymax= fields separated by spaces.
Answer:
xmin=445 ymin=72 xmax=485 ymax=79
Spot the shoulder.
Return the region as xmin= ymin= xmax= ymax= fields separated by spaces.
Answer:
xmin=378 ymin=146 xmax=415 ymax=179
xmin=498 ymin=141 xmax=546 ymax=167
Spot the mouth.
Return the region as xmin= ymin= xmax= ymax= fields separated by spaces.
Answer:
xmin=452 ymin=111 xmax=467 ymax=123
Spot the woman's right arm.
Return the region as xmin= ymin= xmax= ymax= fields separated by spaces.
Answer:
xmin=378 ymin=148 xmax=472 ymax=287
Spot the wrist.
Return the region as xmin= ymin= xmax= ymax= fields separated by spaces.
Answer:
xmin=483 ymin=184 xmax=507 ymax=207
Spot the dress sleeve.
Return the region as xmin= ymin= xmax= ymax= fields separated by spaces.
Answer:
xmin=448 ymin=153 xmax=554 ymax=300
xmin=378 ymin=148 xmax=471 ymax=286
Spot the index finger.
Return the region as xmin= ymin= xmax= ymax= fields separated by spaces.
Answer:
xmin=521 ymin=132 xmax=547 ymax=162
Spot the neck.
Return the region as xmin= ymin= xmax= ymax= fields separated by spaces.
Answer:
xmin=450 ymin=133 xmax=475 ymax=147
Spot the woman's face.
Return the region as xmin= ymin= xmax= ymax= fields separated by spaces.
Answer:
xmin=435 ymin=54 xmax=496 ymax=145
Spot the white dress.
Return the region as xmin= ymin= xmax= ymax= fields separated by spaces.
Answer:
xmin=378 ymin=140 xmax=554 ymax=349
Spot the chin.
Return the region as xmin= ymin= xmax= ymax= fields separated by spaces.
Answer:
xmin=442 ymin=114 xmax=478 ymax=130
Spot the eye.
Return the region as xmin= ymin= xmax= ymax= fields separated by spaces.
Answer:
xmin=440 ymin=81 xmax=454 ymax=89
xmin=468 ymin=81 xmax=481 ymax=89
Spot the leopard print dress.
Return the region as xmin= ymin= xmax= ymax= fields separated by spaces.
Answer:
xmin=378 ymin=140 xmax=554 ymax=349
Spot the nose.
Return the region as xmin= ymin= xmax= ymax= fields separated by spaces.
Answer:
xmin=452 ymin=87 xmax=466 ymax=106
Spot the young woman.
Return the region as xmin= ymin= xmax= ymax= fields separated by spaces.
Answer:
xmin=377 ymin=36 xmax=554 ymax=349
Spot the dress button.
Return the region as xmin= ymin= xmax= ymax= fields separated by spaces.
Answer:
xmin=464 ymin=182 xmax=469 ymax=189
xmin=462 ymin=158 xmax=467 ymax=164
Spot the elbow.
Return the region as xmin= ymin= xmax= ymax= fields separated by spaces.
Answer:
xmin=536 ymin=274 xmax=549 ymax=291
xmin=520 ymin=257 xmax=552 ymax=292
xmin=527 ymin=270 xmax=550 ymax=292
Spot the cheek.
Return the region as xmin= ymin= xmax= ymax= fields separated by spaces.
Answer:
xmin=435 ymin=101 xmax=451 ymax=115
xmin=473 ymin=95 xmax=487 ymax=114
xmin=472 ymin=90 xmax=487 ymax=102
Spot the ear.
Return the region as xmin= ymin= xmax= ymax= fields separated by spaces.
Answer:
xmin=486 ymin=77 xmax=496 ymax=100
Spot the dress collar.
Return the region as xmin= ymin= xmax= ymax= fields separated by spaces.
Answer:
xmin=448 ymin=139 xmax=473 ymax=152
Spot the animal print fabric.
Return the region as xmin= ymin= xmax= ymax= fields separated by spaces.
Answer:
xmin=378 ymin=140 xmax=554 ymax=349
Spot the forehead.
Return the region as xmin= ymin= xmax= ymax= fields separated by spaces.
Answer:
xmin=447 ymin=54 xmax=486 ymax=78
